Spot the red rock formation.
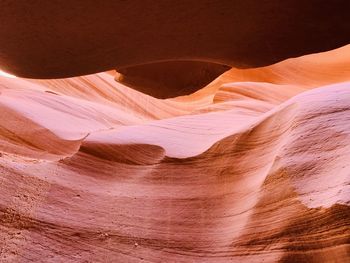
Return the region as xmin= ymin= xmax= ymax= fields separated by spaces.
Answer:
xmin=115 ymin=61 xmax=230 ymax=98
xmin=0 ymin=45 xmax=349 ymax=262
xmin=0 ymin=1 xmax=349 ymax=78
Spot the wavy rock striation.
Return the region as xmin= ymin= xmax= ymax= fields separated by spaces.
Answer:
xmin=0 ymin=46 xmax=349 ymax=262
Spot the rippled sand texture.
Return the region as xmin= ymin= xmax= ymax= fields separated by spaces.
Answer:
xmin=0 ymin=45 xmax=350 ymax=262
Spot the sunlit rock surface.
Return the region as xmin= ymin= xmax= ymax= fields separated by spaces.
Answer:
xmin=0 ymin=46 xmax=349 ymax=262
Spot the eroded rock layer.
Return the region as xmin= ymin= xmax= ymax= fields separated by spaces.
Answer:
xmin=0 ymin=1 xmax=349 ymax=78
xmin=0 ymin=46 xmax=349 ymax=262
xmin=115 ymin=61 xmax=230 ymax=98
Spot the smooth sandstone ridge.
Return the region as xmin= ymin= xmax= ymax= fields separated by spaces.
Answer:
xmin=0 ymin=45 xmax=350 ymax=262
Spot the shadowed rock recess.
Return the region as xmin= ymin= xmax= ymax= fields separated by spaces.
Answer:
xmin=0 ymin=1 xmax=349 ymax=78
xmin=0 ymin=2 xmax=349 ymax=263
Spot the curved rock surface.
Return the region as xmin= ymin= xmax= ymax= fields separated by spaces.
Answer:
xmin=0 ymin=45 xmax=349 ymax=262
xmin=0 ymin=1 xmax=349 ymax=78
xmin=115 ymin=61 xmax=230 ymax=98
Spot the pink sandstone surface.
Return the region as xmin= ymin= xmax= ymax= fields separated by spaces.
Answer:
xmin=0 ymin=44 xmax=349 ymax=262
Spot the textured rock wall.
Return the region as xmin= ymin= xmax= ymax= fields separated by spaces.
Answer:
xmin=0 ymin=45 xmax=349 ymax=262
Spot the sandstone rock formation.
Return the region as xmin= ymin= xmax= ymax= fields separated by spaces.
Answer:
xmin=0 ymin=45 xmax=349 ymax=262
xmin=115 ymin=61 xmax=230 ymax=98
xmin=0 ymin=1 xmax=349 ymax=78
